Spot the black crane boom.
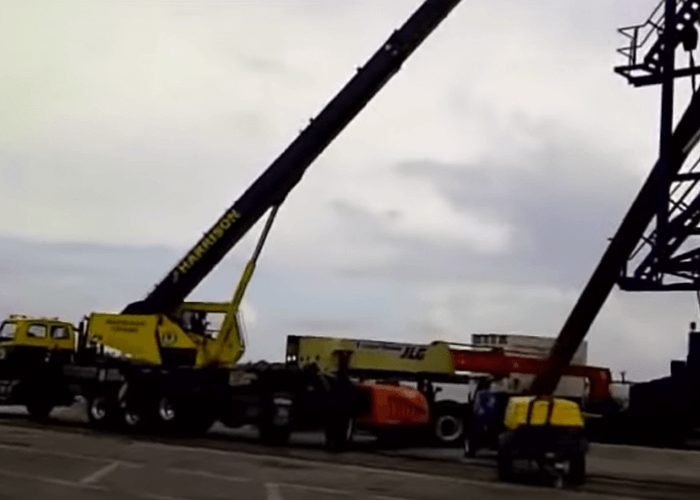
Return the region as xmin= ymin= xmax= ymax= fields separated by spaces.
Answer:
xmin=124 ymin=0 xmax=461 ymax=315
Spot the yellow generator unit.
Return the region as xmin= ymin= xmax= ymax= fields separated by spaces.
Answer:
xmin=498 ymin=396 xmax=587 ymax=487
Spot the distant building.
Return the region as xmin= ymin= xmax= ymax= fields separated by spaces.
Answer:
xmin=471 ymin=333 xmax=589 ymax=399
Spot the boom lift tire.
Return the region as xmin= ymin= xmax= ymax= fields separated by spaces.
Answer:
xmin=324 ymin=414 xmax=354 ymax=452
xmin=322 ymin=379 xmax=357 ymax=452
xmin=432 ymin=400 xmax=464 ymax=446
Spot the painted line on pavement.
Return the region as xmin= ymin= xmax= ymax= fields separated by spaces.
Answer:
xmin=80 ymin=460 xmax=122 ymax=485
xmin=168 ymin=467 xmax=250 ymax=483
xmin=0 ymin=440 xmax=141 ymax=466
xmin=265 ymin=482 xmax=283 ymax=500
xmin=0 ymin=466 xmax=106 ymax=491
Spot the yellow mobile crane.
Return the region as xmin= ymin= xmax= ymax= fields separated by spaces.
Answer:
xmin=0 ymin=0 xmax=463 ymax=446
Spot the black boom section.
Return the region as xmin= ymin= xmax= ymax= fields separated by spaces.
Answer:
xmin=124 ymin=0 xmax=461 ymax=315
xmin=531 ymin=90 xmax=700 ymax=396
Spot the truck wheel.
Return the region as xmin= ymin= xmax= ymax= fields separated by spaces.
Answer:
xmin=568 ymin=452 xmax=586 ymax=486
xmin=433 ymin=401 xmax=464 ymax=446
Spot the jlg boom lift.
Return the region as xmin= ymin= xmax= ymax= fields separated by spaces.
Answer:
xmin=287 ymin=335 xmax=612 ymax=446
xmin=0 ymin=0 xmax=462 ymax=444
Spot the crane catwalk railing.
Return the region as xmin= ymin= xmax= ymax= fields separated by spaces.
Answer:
xmin=615 ymin=0 xmax=700 ymax=86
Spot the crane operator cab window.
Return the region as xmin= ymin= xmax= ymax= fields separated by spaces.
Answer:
xmin=190 ymin=311 xmax=208 ymax=335
xmin=180 ymin=310 xmax=217 ymax=338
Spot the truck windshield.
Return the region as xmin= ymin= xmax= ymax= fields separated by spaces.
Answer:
xmin=0 ymin=322 xmax=17 ymax=341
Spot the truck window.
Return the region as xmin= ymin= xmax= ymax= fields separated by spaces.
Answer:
xmin=0 ymin=322 xmax=16 ymax=340
xmin=51 ymin=325 xmax=70 ymax=340
xmin=27 ymin=324 xmax=47 ymax=338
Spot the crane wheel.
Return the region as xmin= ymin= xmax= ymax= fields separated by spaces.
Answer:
xmin=157 ymin=396 xmax=178 ymax=425
xmin=121 ymin=402 xmax=151 ymax=432
xmin=87 ymin=395 xmax=117 ymax=428
xmin=154 ymin=395 xmax=215 ymax=435
xmin=324 ymin=414 xmax=354 ymax=452
xmin=123 ymin=408 xmax=142 ymax=428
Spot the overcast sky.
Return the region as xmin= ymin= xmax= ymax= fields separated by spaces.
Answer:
xmin=2 ymin=0 xmax=697 ymax=381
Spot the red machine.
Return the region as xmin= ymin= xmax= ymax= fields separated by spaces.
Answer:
xmin=450 ymin=348 xmax=612 ymax=401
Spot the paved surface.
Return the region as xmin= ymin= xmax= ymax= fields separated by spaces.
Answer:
xmin=389 ymin=441 xmax=700 ymax=485
xmin=1 ymin=406 xmax=700 ymax=499
xmin=0 ymin=422 xmax=615 ymax=500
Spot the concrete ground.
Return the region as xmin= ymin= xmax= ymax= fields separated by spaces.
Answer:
xmin=1 ymin=406 xmax=700 ymax=499
xmin=0 ymin=422 xmax=622 ymax=500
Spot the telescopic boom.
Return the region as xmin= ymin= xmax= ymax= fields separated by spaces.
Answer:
xmin=125 ymin=0 xmax=462 ymax=315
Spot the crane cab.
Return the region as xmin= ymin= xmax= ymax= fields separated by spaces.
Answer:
xmin=85 ymin=301 xmax=245 ymax=369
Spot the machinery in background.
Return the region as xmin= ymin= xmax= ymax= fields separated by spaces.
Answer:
xmin=287 ymin=334 xmax=614 ymax=447
xmin=589 ymin=323 xmax=700 ymax=447
xmin=472 ymin=334 xmax=589 ymax=400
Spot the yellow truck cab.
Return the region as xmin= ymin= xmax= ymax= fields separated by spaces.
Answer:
xmin=0 ymin=315 xmax=76 ymax=363
xmin=0 ymin=315 xmax=77 ymax=419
